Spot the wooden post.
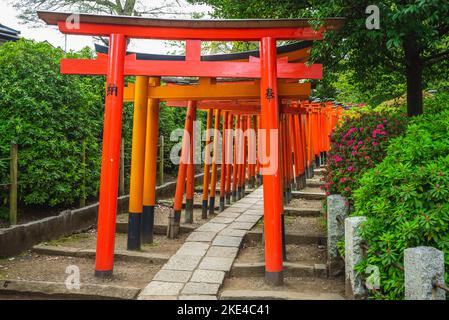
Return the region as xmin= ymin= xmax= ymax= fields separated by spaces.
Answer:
xmin=80 ymin=140 xmax=86 ymax=208
xmin=9 ymin=143 xmax=18 ymax=226
xmin=159 ymin=135 xmax=164 ymax=186
xmin=119 ymin=137 xmax=125 ymax=196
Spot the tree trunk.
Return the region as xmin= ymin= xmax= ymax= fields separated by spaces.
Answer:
xmin=403 ymin=37 xmax=423 ymax=116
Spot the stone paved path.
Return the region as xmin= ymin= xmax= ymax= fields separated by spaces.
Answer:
xmin=138 ymin=188 xmax=264 ymax=300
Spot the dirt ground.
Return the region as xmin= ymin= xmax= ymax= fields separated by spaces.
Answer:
xmin=0 ymin=251 xmax=161 ymax=288
xmin=45 ymin=230 xmax=188 ymax=257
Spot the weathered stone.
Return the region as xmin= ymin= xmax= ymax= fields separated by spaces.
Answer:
xmin=228 ymin=222 xmax=255 ymax=230
xmin=179 ymin=295 xmax=217 ymax=300
xmin=209 ymin=217 xmax=235 ymax=224
xmin=186 ymin=231 xmax=216 ymax=242
xmin=243 ymin=209 xmax=264 ymax=216
xmin=223 ymin=206 xmax=248 ymax=213
xmin=404 ymin=246 xmax=446 ymax=300
xmin=140 ymin=281 xmax=185 ymax=297
xmin=0 ymin=279 xmax=139 ymax=300
xmin=181 ymin=282 xmax=220 ymax=295
xmin=327 ymin=194 xmax=349 ymax=275
xmin=345 ymin=216 xmax=367 ymax=299
xmin=219 ymin=227 xmax=247 ymax=237
xmin=163 ymin=254 xmax=202 ymax=271
xmin=196 ymin=223 xmax=227 ymax=233
xmin=235 ymin=215 xmax=261 ymax=223
xmin=176 ymin=242 xmax=210 ymax=257
xmin=218 ymin=212 xmax=240 ymax=219
xmin=206 ymin=246 xmax=239 ymax=259
xmin=199 ymin=257 xmax=234 ymax=272
xmin=152 ymin=270 xmax=192 ymax=283
xmin=190 ymin=269 xmax=225 ymax=284
xmin=212 ymin=235 xmax=242 ymax=248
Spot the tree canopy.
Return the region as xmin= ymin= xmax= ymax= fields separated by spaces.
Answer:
xmin=189 ymin=0 xmax=449 ymax=115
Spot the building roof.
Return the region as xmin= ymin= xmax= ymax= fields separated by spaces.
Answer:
xmin=0 ymin=23 xmax=21 ymax=42
xmin=37 ymin=11 xmax=345 ymax=30
xmin=94 ymin=40 xmax=313 ymax=62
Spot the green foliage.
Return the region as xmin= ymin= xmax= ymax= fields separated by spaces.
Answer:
xmin=352 ymin=93 xmax=449 ymax=299
xmin=323 ymin=106 xmax=408 ymax=204
xmin=0 ymin=39 xmax=105 ymax=207
xmin=189 ymin=0 xmax=449 ymax=113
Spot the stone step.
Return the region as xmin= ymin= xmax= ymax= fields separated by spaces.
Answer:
xmin=219 ymin=289 xmax=344 ymax=300
xmin=230 ymin=261 xmax=327 ymax=278
xmin=284 ymin=207 xmax=321 ymax=217
xmin=291 ymin=191 xmax=326 ymax=201
xmin=306 ymin=180 xmax=325 ymax=188
xmin=32 ymin=244 xmax=170 ymax=264
xmin=116 ymin=222 xmax=195 ymax=234
xmin=313 ymin=168 xmax=326 ymax=176
xmin=0 ymin=279 xmax=140 ymax=300
xmin=244 ymin=230 xmax=326 ymax=246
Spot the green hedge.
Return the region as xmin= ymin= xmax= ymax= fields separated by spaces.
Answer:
xmin=0 ymin=40 xmax=106 ymax=207
xmin=352 ymin=92 xmax=449 ymax=299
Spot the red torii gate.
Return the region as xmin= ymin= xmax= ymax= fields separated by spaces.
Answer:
xmin=38 ymin=11 xmax=343 ymax=285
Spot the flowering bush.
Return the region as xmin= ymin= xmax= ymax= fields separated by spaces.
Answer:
xmin=323 ymin=108 xmax=408 ymax=205
xmin=352 ymin=101 xmax=449 ymax=299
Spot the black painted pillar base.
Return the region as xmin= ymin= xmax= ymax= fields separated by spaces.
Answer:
xmin=209 ymin=197 xmax=215 ymax=216
xmin=295 ymin=175 xmax=302 ymax=191
xmin=219 ymin=197 xmax=225 ymax=212
xmin=265 ymin=271 xmax=284 ymax=286
xmin=226 ymin=193 xmax=231 ymax=205
xmin=167 ymin=209 xmax=181 ymax=239
xmin=184 ymin=198 xmax=194 ymax=223
xmin=127 ymin=212 xmax=141 ymax=251
xmin=141 ymin=205 xmax=154 ymax=244
xmin=201 ymin=199 xmax=208 ymax=219
xmin=232 ymin=190 xmax=236 ymax=202
xmin=237 ymin=187 xmax=242 ymax=200
xmin=250 ymin=176 xmax=255 ymax=189
xmin=95 ymin=270 xmax=113 ymax=279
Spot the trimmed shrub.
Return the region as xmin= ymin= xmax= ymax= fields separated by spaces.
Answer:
xmin=352 ymin=94 xmax=449 ymax=299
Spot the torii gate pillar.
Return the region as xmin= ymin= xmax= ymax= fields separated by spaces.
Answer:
xmin=95 ymin=33 xmax=126 ymax=277
xmin=260 ymin=37 xmax=283 ymax=285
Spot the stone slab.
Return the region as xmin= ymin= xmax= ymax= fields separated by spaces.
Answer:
xmin=212 ymin=235 xmax=242 ymax=248
xmin=219 ymin=227 xmax=247 ymax=237
xmin=190 ymin=269 xmax=225 ymax=284
xmin=176 ymin=242 xmax=210 ymax=257
xmin=186 ymin=231 xmax=216 ymax=242
xmin=206 ymin=246 xmax=239 ymax=259
xmin=228 ymin=222 xmax=255 ymax=230
xmin=182 ymin=282 xmax=220 ymax=295
xmin=196 ymin=223 xmax=227 ymax=233
xmin=163 ymin=254 xmax=202 ymax=271
xmin=140 ymin=281 xmax=184 ymax=297
xmin=199 ymin=257 xmax=234 ymax=272
xmin=152 ymin=269 xmax=192 ymax=283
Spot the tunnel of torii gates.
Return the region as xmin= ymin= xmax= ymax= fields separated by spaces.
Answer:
xmin=38 ymin=11 xmax=344 ymax=285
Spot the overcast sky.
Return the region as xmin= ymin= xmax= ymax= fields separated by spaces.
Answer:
xmin=0 ymin=0 xmax=211 ymax=53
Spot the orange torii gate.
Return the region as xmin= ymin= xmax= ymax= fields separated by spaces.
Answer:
xmin=38 ymin=11 xmax=343 ymax=285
